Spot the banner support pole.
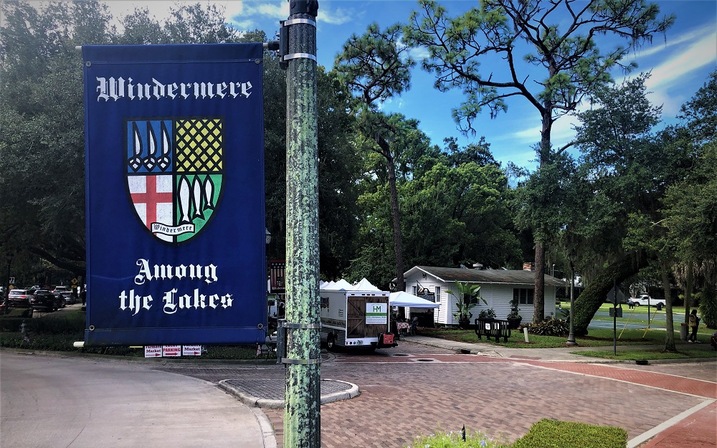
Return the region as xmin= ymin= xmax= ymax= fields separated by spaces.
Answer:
xmin=282 ymin=1 xmax=320 ymax=447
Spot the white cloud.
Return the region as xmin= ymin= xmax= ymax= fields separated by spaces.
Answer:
xmin=645 ymin=32 xmax=717 ymax=91
xmin=320 ymin=6 xmax=358 ymax=25
xmin=616 ymin=24 xmax=717 ymax=116
xmin=507 ymin=23 xmax=717 ymax=148
xmin=503 ymin=111 xmax=579 ymax=149
xmin=626 ymin=23 xmax=715 ymax=60
xmin=243 ymin=1 xmax=287 ymax=20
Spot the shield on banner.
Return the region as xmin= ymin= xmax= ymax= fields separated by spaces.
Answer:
xmin=126 ymin=118 xmax=223 ymax=243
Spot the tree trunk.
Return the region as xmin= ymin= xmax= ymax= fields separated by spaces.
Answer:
xmin=384 ymin=150 xmax=405 ymax=293
xmin=661 ymin=261 xmax=676 ymax=352
xmin=532 ymin=107 xmax=552 ymax=323
xmin=573 ymin=252 xmax=650 ymax=335
xmin=533 ymin=242 xmax=545 ymax=323
xmin=684 ymin=263 xmax=694 ymax=324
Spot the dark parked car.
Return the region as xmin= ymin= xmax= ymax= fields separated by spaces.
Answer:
xmin=30 ymin=289 xmax=58 ymax=311
xmin=52 ymin=286 xmax=73 ymax=306
xmin=60 ymin=291 xmax=74 ymax=305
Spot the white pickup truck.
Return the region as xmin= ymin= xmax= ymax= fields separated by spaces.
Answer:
xmin=628 ymin=295 xmax=666 ymax=308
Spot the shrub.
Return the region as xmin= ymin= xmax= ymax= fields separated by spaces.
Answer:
xmin=0 ymin=309 xmax=85 ymax=351
xmin=478 ymin=308 xmax=496 ymax=320
xmin=512 ymin=419 xmax=627 ymax=448
xmin=0 ymin=310 xmax=84 ymax=334
xmin=527 ymin=317 xmax=570 ymax=336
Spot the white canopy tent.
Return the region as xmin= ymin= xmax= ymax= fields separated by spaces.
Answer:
xmin=389 ymin=291 xmax=439 ymax=308
xmin=321 ymin=279 xmax=353 ymax=291
xmin=321 ymin=278 xmax=380 ymax=291
xmin=353 ymin=278 xmax=380 ymax=291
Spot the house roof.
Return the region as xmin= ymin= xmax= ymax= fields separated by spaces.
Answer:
xmin=406 ymin=266 xmax=567 ymax=287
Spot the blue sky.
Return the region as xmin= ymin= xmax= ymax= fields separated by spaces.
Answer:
xmin=105 ymin=0 xmax=717 ymax=170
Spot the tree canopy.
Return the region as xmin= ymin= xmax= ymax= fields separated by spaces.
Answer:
xmin=1 ymin=1 xmax=713 ymax=335
xmin=404 ymin=0 xmax=674 ymax=323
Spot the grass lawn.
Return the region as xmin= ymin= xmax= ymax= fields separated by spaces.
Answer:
xmin=419 ymin=308 xmax=717 ymax=361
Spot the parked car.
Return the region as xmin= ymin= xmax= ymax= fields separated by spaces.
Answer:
xmin=60 ymin=290 xmax=75 ymax=305
xmin=628 ymin=295 xmax=666 ymax=309
xmin=6 ymin=289 xmax=35 ymax=317
xmin=8 ymin=289 xmax=33 ymax=308
xmin=52 ymin=286 xmax=71 ymax=307
xmin=30 ymin=289 xmax=58 ymax=312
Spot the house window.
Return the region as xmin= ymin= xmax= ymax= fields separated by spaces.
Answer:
xmin=514 ymin=288 xmax=534 ymax=305
xmin=435 ymin=287 xmax=440 ymax=302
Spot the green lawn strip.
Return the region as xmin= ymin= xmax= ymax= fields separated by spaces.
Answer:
xmin=419 ymin=325 xmax=716 ymax=361
xmin=512 ymin=419 xmax=627 ymax=448
xmin=407 ymin=428 xmax=510 ymax=448
xmin=420 ymin=327 xmax=670 ymax=348
xmin=575 ymin=348 xmax=717 ymax=361
xmin=406 ymin=420 xmax=627 ymax=448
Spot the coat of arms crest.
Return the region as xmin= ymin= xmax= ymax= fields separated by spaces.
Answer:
xmin=126 ymin=118 xmax=223 ymax=243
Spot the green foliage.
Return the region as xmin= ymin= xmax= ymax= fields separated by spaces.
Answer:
xmin=0 ymin=332 xmax=84 ymax=351
xmin=699 ymin=288 xmax=717 ymax=329
xmin=448 ymin=282 xmax=485 ymax=324
xmin=0 ymin=309 xmax=85 ymax=350
xmin=512 ymin=419 xmax=627 ymax=448
xmin=401 ymin=161 xmax=521 ymax=270
xmin=407 ymin=428 xmax=507 ymax=448
xmin=527 ymin=317 xmax=569 ymax=336
xmin=334 ymin=23 xmax=415 ymax=106
xmin=577 ymin=349 xmax=716 ymax=361
xmin=405 ymin=0 xmax=673 ymax=323
xmin=0 ymin=308 xmax=84 ymax=333
xmin=678 ymin=70 xmax=717 ymax=144
xmin=406 ymin=420 xmax=627 ymax=448
xmin=478 ymin=308 xmax=496 ymax=320
xmin=0 ymin=1 xmax=95 ymax=275
xmin=507 ymin=295 xmax=521 ymax=319
xmin=405 ymin=0 xmax=673 ymax=133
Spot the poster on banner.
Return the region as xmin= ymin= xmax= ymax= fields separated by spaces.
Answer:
xmin=182 ymin=345 xmax=202 ymax=356
xmin=82 ymin=44 xmax=267 ymax=346
xmin=145 ymin=346 xmax=162 ymax=358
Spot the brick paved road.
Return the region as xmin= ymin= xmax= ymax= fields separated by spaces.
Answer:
xmin=163 ymin=342 xmax=715 ymax=448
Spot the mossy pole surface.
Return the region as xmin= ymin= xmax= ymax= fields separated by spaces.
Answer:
xmin=283 ymin=1 xmax=320 ymax=447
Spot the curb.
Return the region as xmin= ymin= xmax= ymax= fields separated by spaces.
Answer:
xmin=218 ymin=378 xmax=360 ymax=409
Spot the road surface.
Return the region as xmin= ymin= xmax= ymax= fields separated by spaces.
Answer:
xmin=0 ymin=351 xmax=267 ymax=448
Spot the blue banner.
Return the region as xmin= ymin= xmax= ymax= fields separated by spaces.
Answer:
xmin=83 ymin=44 xmax=266 ymax=345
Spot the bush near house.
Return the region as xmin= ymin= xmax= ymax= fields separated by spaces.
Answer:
xmin=526 ymin=317 xmax=570 ymax=336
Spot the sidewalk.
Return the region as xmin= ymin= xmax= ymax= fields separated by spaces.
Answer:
xmin=406 ymin=334 xmax=619 ymax=361
xmin=407 ymin=335 xmax=716 ymax=447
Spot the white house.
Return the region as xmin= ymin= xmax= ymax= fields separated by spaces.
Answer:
xmin=403 ymin=265 xmax=566 ymax=326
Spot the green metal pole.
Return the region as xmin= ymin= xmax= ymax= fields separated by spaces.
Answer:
xmin=283 ymin=1 xmax=320 ymax=447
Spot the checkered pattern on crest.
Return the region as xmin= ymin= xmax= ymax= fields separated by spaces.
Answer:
xmin=175 ymin=119 xmax=223 ymax=172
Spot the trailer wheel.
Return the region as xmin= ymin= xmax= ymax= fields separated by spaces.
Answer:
xmin=327 ymin=334 xmax=336 ymax=351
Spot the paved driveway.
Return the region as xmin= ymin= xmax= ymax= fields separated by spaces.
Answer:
xmin=162 ymin=340 xmax=716 ymax=448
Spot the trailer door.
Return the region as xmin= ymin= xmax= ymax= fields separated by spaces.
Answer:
xmin=347 ymin=295 xmax=388 ymax=338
